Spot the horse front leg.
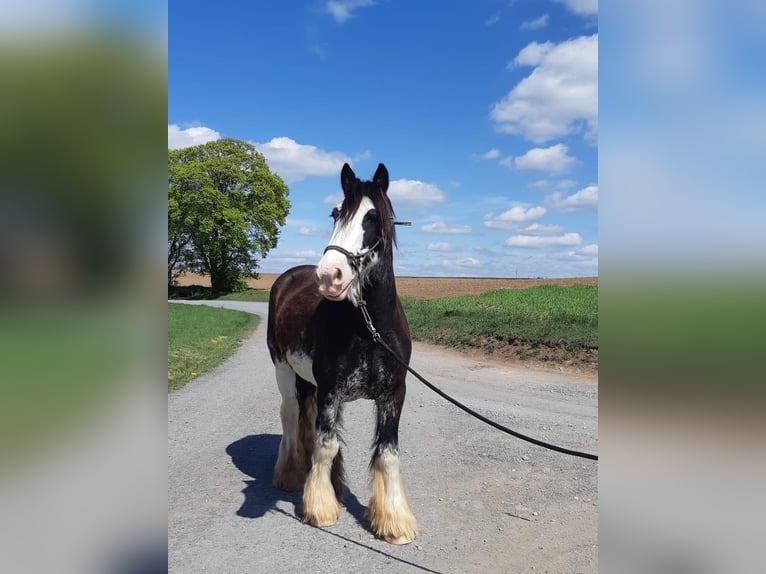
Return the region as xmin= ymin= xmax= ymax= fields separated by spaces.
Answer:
xmin=302 ymin=391 xmax=344 ymax=527
xmin=367 ymin=387 xmax=418 ymax=545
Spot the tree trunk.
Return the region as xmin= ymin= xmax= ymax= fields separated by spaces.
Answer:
xmin=210 ymin=266 xmax=236 ymax=294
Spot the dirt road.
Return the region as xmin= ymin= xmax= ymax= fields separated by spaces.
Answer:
xmin=168 ymin=301 xmax=598 ymax=573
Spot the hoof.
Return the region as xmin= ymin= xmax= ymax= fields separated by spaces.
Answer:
xmin=302 ymin=477 xmax=341 ymax=527
xmin=384 ymin=533 xmax=416 ymax=545
xmin=272 ymin=467 xmax=306 ymax=491
xmin=305 ymin=515 xmax=339 ymax=528
xmin=367 ymin=507 xmax=419 ymax=545
xmin=302 ymin=504 xmax=340 ymax=528
xmin=272 ymin=477 xmax=303 ymax=491
xmin=373 ymin=522 xmax=418 ymax=545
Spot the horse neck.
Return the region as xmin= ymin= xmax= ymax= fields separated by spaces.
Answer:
xmin=361 ymin=251 xmax=398 ymax=326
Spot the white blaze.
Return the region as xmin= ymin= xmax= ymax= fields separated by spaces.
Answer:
xmin=316 ymin=196 xmax=376 ymax=303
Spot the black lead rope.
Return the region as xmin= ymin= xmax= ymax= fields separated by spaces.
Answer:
xmin=359 ymin=301 xmax=599 ymax=462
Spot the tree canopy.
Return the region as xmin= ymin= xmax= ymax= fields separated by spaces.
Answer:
xmin=168 ymin=139 xmax=290 ymax=292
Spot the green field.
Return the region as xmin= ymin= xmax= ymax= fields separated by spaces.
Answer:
xmin=168 ymin=304 xmax=260 ymax=391
xmin=402 ymin=285 xmax=598 ymax=366
xmin=168 ymin=283 xmax=599 ymax=374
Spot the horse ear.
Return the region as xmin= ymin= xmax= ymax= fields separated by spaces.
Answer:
xmin=341 ymin=163 xmax=356 ymax=194
xmin=373 ymin=163 xmax=389 ymax=193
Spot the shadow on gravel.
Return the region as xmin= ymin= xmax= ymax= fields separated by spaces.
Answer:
xmin=226 ymin=434 xmax=367 ymax=527
xmin=227 ymin=434 xmax=444 ymax=574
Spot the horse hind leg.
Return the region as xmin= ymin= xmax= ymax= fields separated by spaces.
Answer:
xmin=331 ymin=444 xmax=345 ymax=500
xmin=367 ymin=392 xmax=418 ymax=545
xmin=296 ymin=376 xmax=317 ymax=476
xmin=273 ymin=362 xmax=309 ymax=491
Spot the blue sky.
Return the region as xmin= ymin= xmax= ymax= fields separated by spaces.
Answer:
xmin=169 ymin=0 xmax=598 ymax=278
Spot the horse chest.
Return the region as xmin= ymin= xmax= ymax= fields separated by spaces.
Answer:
xmin=286 ymin=343 xmax=388 ymax=402
xmin=285 ymin=350 xmax=317 ymax=385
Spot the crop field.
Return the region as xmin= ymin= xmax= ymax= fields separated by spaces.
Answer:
xmin=403 ymin=285 xmax=597 ymax=373
xmin=177 ymin=272 xmax=597 ymax=299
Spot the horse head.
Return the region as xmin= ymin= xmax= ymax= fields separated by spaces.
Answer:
xmin=316 ymin=163 xmax=395 ymax=305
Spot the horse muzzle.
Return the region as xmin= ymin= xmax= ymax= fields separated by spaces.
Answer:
xmin=316 ymin=264 xmax=353 ymax=301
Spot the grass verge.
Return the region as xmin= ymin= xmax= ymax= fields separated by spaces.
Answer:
xmin=168 ymin=304 xmax=260 ymax=391
xmin=168 ymin=284 xmax=270 ymax=302
xmin=402 ymin=285 xmax=598 ymax=371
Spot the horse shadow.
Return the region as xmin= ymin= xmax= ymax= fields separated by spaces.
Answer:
xmin=225 ymin=434 xmax=368 ymax=528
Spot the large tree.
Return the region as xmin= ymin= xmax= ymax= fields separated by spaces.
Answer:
xmin=168 ymin=139 xmax=290 ymax=292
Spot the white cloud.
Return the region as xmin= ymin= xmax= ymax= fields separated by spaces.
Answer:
xmin=326 ymin=0 xmax=375 ymax=24
xmin=427 ymin=242 xmax=452 ymax=252
xmin=514 ymin=144 xmax=578 ymax=174
xmin=521 ymin=14 xmax=549 ymax=31
xmin=298 ymin=226 xmax=325 ymax=237
xmin=553 ymin=0 xmax=598 ymax=16
xmin=263 ymin=249 xmax=323 ymax=268
xmin=528 ymin=178 xmax=578 ymax=189
xmin=483 ymin=205 xmax=546 ymax=229
xmin=427 ymin=256 xmax=482 ymax=274
xmin=323 ymin=192 xmax=344 ymax=205
xmin=546 ymin=184 xmax=598 ymax=212
xmin=456 ymin=257 xmax=481 ymax=268
xmin=522 ymin=222 xmax=565 ymax=235
xmin=490 ymin=34 xmax=598 ymax=143
xmin=254 ymin=137 xmax=351 ymax=183
xmin=504 ymin=233 xmax=582 ymax=247
xmin=485 ymin=14 xmax=500 ymax=26
xmin=168 ymin=124 xmax=221 ymax=149
xmin=169 ymin=127 xmax=356 ymax=185
xmin=422 ymin=221 xmax=472 ymax=234
xmin=323 ymin=178 xmax=446 ymax=209
xmin=551 ymin=243 xmax=598 ymax=264
xmin=511 ymin=41 xmax=553 ymax=68
xmin=285 ymin=249 xmax=322 ymax=259
xmin=388 ymin=179 xmax=446 ymax=208
xmin=479 ymin=148 xmax=501 ymax=160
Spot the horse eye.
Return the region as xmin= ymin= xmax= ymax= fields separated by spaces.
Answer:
xmin=330 ymin=207 xmax=340 ymax=221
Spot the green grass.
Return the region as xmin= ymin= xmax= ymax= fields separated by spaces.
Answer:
xmin=168 ymin=285 xmax=270 ymax=302
xmin=217 ymin=289 xmax=270 ymax=302
xmin=168 ymin=304 xmax=260 ymax=391
xmin=1 ymin=305 xmax=138 ymax=466
xmin=402 ymin=285 xmax=598 ymax=362
xmin=600 ymin=281 xmax=764 ymax=396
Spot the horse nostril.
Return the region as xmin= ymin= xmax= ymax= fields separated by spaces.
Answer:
xmin=332 ymin=268 xmax=343 ymax=283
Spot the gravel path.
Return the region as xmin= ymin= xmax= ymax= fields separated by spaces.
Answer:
xmin=168 ymin=300 xmax=598 ymax=573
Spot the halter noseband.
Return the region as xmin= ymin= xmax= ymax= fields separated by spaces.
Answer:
xmin=322 ymin=238 xmax=382 ymax=270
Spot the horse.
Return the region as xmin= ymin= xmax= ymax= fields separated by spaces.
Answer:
xmin=266 ymin=162 xmax=418 ymax=545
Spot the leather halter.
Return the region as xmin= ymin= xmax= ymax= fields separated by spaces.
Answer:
xmin=322 ymin=238 xmax=381 ymax=270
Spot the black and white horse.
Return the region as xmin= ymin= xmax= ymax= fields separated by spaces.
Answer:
xmin=266 ymin=163 xmax=418 ymax=544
